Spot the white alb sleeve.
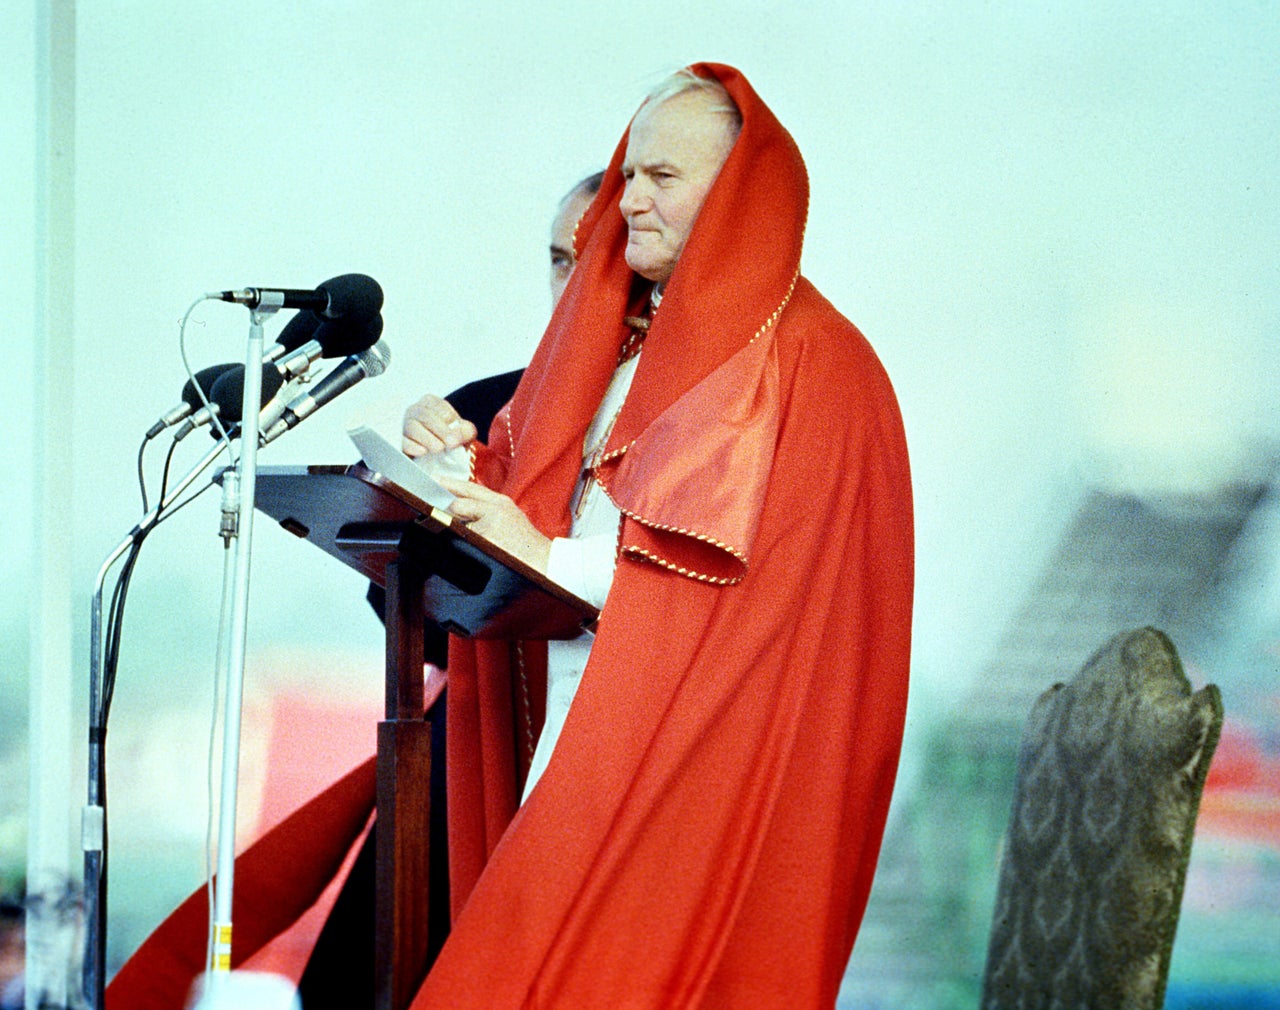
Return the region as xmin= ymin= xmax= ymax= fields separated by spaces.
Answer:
xmin=546 ymin=532 xmax=618 ymax=610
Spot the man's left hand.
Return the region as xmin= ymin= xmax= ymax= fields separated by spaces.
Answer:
xmin=436 ymin=476 xmax=553 ymax=575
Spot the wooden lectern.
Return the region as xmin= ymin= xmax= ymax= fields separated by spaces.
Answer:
xmin=250 ymin=463 xmax=597 ymax=1009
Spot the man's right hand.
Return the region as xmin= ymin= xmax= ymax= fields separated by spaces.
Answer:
xmin=402 ymin=393 xmax=479 ymax=457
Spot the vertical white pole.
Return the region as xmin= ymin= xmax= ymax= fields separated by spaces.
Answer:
xmin=28 ymin=1 xmax=78 ymax=1008
xmin=206 ymin=313 xmax=266 ymax=994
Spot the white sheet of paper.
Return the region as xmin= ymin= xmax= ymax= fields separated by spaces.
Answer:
xmin=346 ymin=396 xmax=470 ymax=511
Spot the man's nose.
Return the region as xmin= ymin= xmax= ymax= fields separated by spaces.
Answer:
xmin=619 ymin=180 xmax=651 ymax=216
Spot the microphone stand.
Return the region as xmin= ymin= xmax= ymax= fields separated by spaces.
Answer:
xmin=83 ymin=435 xmax=237 ymax=1010
xmin=82 ymin=303 xmax=277 ymax=1010
xmin=204 ymin=304 xmax=272 ymax=999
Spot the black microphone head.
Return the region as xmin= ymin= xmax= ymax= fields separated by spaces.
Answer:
xmin=181 ymin=363 xmax=239 ymax=408
xmin=275 ymin=311 xmax=324 ymax=352
xmin=310 ymin=313 xmax=384 ymax=357
xmin=315 ymin=273 xmax=383 ymax=322
xmin=208 ymin=364 xmax=287 ymax=424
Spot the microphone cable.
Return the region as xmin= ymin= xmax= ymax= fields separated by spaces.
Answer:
xmin=179 ymin=295 xmax=238 ymax=452
xmin=136 ymin=437 xmax=151 ymax=515
xmin=96 ymin=292 xmax=236 ymax=877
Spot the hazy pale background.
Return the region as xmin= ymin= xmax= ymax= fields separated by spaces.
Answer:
xmin=4 ymin=0 xmax=1277 ymax=993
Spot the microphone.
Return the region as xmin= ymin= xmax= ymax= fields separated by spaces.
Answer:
xmin=214 ymin=273 xmax=383 ymax=321
xmin=261 ymin=341 xmax=391 ymax=444
xmin=270 ymin=313 xmax=385 ymax=379
xmin=210 ymin=364 xmax=290 ymax=431
xmin=174 ymin=364 xmax=287 ymax=441
xmin=147 ymin=363 xmax=239 ymax=438
xmin=265 ymin=311 xmax=323 ymax=362
xmin=312 ymin=313 xmax=384 ymax=356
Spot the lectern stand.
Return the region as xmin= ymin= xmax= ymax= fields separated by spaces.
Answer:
xmin=377 ymin=553 xmax=432 ymax=1010
xmin=247 ymin=463 xmax=596 ymax=1009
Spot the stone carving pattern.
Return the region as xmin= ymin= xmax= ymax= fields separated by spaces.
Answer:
xmin=981 ymin=627 xmax=1223 ymax=1010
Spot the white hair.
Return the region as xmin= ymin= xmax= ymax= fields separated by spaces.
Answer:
xmin=636 ymin=69 xmax=742 ymax=138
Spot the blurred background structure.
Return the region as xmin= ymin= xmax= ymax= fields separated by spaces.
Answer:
xmin=4 ymin=2 xmax=1278 ymax=1005
xmin=843 ymin=477 xmax=1280 ymax=1007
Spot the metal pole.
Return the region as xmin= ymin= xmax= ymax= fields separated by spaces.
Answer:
xmin=205 ymin=306 xmax=270 ymax=994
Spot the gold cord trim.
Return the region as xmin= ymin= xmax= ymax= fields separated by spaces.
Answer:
xmin=599 ymin=482 xmax=748 ymax=585
xmin=596 ymin=443 xmax=629 ymax=465
xmin=614 ymin=499 xmax=748 ymax=562
xmin=618 ymin=315 xmax=649 ymax=365
xmin=515 ymin=640 xmax=534 ymax=765
xmin=749 ymin=270 xmax=798 ymax=345
xmin=619 ymin=545 xmax=743 ymax=586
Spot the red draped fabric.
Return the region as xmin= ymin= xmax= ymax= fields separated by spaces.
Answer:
xmin=105 ymin=758 xmax=375 ymax=1009
xmin=424 ymin=63 xmax=913 ymax=1007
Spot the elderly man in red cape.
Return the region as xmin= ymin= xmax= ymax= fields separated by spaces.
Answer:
xmin=108 ymin=62 xmax=912 ymax=1009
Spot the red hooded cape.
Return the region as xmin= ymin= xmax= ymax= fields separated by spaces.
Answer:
xmin=426 ymin=63 xmax=913 ymax=1006
xmin=107 ymin=63 xmax=911 ymax=1009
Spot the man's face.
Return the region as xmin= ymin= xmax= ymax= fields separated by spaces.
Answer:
xmin=619 ymin=91 xmax=736 ymax=285
xmin=549 ymin=187 xmax=595 ymax=307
